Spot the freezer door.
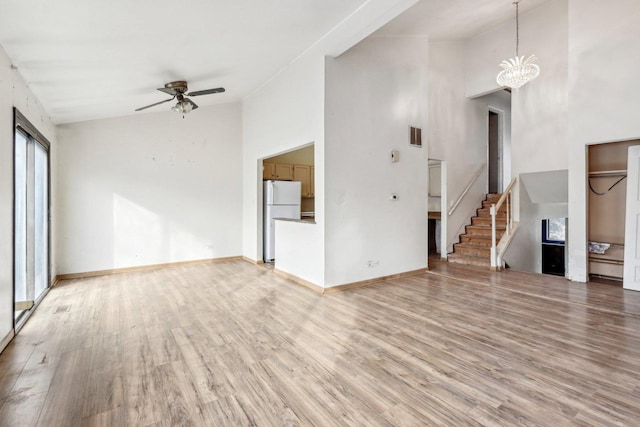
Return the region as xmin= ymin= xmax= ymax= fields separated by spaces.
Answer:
xmin=264 ymin=180 xmax=301 ymax=206
xmin=263 ymin=205 xmax=301 ymax=262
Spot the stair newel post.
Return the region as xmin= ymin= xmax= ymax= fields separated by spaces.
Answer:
xmin=490 ymin=203 xmax=497 ymax=269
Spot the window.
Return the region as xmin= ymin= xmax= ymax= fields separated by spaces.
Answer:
xmin=542 ymin=218 xmax=566 ymax=244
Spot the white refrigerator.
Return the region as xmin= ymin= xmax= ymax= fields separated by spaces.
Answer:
xmin=263 ymin=180 xmax=301 ymax=262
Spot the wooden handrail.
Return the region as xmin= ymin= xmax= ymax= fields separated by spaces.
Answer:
xmin=447 ymin=162 xmax=487 ymax=216
xmin=493 ymin=177 xmax=517 ymax=213
xmin=490 ymin=176 xmax=518 ymax=269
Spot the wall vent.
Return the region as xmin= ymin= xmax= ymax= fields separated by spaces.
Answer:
xmin=409 ymin=126 xmax=422 ymax=147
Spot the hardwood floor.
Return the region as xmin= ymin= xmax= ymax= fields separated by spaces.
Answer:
xmin=1 ymin=259 xmax=640 ymax=426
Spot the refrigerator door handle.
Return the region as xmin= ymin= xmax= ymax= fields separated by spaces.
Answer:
xmin=271 ymin=180 xmax=276 ymax=202
xmin=266 ymin=180 xmax=274 ymax=205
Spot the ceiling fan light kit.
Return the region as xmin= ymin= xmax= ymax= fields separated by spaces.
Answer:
xmin=172 ymin=100 xmax=194 ymax=114
xmin=135 ymin=80 xmax=225 ymax=116
xmin=496 ymin=0 xmax=540 ymax=90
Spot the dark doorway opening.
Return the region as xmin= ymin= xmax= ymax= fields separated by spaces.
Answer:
xmin=488 ymin=111 xmax=500 ymax=194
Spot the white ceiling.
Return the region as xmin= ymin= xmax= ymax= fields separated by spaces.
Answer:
xmin=0 ymin=0 xmax=552 ymax=125
xmin=0 ymin=0 xmax=366 ymax=124
xmin=375 ymin=0 xmax=552 ymax=39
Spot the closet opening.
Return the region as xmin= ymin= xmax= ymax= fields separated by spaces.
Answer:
xmin=587 ymin=140 xmax=639 ymax=285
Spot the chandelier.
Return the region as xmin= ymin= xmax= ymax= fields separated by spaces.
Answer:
xmin=496 ymin=0 xmax=540 ymax=90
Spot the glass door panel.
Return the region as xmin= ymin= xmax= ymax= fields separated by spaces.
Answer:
xmin=34 ymin=142 xmax=49 ymax=299
xmin=14 ymin=131 xmax=28 ymax=320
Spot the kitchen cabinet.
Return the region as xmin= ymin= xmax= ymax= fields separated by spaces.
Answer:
xmin=263 ymin=161 xmax=294 ymax=180
xmin=275 ymin=163 xmax=293 ymax=180
xmin=263 ymin=161 xmax=275 ymax=180
xmin=294 ymin=164 xmax=314 ymax=198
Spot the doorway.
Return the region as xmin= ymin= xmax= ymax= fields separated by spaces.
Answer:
xmin=488 ymin=110 xmax=502 ymax=194
xmin=427 ymin=159 xmax=447 ymax=260
xmin=14 ymin=110 xmax=50 ymax=329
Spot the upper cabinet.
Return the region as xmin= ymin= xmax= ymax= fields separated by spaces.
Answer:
xmin=275 ymin=163 xmax=294 ymax=181
xmin=263 ymin=161 xmax=276 ymax=180
xmin=294 ymin=165 xmax=313 ymax=198
xmin=263 ymin=161 xmax=293 ymax=181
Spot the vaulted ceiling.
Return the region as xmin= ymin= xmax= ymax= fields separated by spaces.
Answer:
xmin=0 ymin=0 xmax=551 ymax=124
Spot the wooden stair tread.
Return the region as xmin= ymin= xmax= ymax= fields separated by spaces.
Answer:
xmin=455 ymin=242 xmax=491 ymax=249
xmin=466 ymin=225 xmax=506 ymax=232
xmin=448 ymin=253 xmax=491 ymax=267
xmin=448 ymin=193 xmax=507 ymax=270
xmin=476 ymin=208 xmax=507 ymax=217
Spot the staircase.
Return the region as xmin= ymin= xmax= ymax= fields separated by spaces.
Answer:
xmin=448 ymin=194 xmax=507 ymax=268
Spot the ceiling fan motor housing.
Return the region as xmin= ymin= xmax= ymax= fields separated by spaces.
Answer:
xmin=165 ymin=81 xmax=188 ymax=93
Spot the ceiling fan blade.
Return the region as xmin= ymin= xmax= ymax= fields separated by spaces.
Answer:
xmin=185 ymin=98 xmax=199 ymax=110
xmin=187 ymin=87 xmax=225 ymax=97
xmin=157 ymin=87 xmax=177 ymax=96
xmin=134 ymin=97 xmax=174 ymax=112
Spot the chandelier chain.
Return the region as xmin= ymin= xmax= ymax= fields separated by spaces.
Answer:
xmin=515 ymin=0 xmax=520 ymax=56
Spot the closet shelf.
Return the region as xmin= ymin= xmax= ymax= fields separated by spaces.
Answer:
xmin=589 ymin=169 xmax=627 ymax=178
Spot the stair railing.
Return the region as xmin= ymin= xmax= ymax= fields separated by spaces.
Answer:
xmin=448 ymin=162 xmax=487 ymax=216
xmin=490 ymin=177 xmax=517 ymax=270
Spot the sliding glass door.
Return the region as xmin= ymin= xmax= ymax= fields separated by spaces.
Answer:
xmin=14 ymin=110 xmax=50 ymax=327
xmin=14 ymin=129 xmax=28 ymax=320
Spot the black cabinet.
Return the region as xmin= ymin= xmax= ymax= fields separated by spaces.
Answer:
xmin=542 ymin=244 xmax=565 ymax=276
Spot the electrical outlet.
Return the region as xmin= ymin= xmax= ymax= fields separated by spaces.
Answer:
xmin=367 ymin=260 xmax=380 ymax=268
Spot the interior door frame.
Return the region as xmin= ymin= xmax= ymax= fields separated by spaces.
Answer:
xmin=487 ymin=107 xmax=504 ymax=194
xmin=13 ymin=108 xmax=52 ymax=332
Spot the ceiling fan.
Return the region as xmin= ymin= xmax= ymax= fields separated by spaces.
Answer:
xmin=135 ymin=81 xmax=225 ymax=114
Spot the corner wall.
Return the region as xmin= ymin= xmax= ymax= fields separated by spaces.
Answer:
xmin=567 ymin=0 xmax=640 ymax=281
xmin=56 ymin=103 xmax=242 ymax=274
xmin=242 ymin=53 xmax=326 ymax=286
xmin=462 ymin=0 xmax=569 ymax=272
xmin=505 ymin=172 xmax=568 ymax=273
xmin=324 ymin=36 xmax=429 ymax=286
xmin=241 ymin=0 xmax=419 ymax=287
xmin=429 ymin=42 xmax=493 ymax=253
xmin=466 ymin=0 xmax=569 ymax=220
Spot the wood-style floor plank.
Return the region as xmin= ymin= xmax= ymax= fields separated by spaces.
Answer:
xmin=0 ymin=259 xmax=639 ymax=426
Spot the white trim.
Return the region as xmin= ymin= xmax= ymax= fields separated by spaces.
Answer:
xmin=0 ymin=330 xmax=15 ymax=353
xmin=440 ymin=161 xmax=448 ymax=260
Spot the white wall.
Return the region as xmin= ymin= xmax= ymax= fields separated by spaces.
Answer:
xmin=241 ymin=0 xmax=419 ymax=288
xmin=242 ymin=53 xmax=326 ymax=286
xmin=0 ymin=45 xmax=57 ymax=348
xmin=56 ymin=103 xmax=242 ymax=274
xmin=429 ymin=42 xmax=490 ymax=253
xmin=324 ymin=36 xmax=428 ymax=286
xmin=505 ymin=172 xmax=568 ymax=273
xmin=567 ymin=0 xmax=640 ymax=282
xmin=466 ymin=0 xmax=569 ymax=227
xmin=455 ymin=0 xmax=568 ymax=271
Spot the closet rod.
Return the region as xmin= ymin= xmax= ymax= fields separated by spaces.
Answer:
xmin=588 ymin=169 xmax=627 ymax=178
